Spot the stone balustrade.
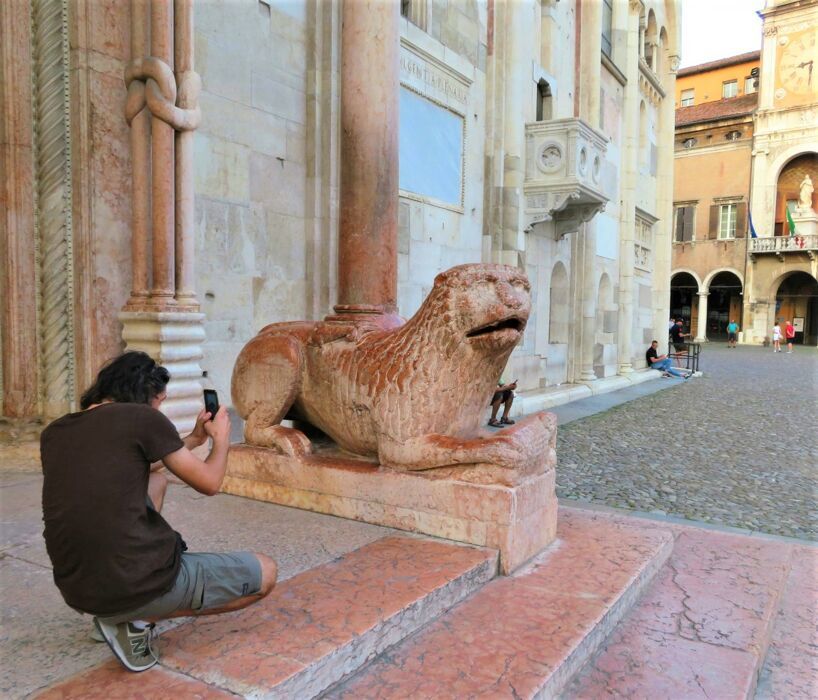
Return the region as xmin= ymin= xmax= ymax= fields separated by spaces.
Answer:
xmin=749 ymin=234 xmax=818 ymax=261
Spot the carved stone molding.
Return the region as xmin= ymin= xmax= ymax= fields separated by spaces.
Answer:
xmin=31 ymin=0 xmax=76 ymax=417
xmin=523 ymin=118 xmax=609 ymax=238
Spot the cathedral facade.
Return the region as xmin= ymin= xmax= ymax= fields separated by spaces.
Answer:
xmin=0 ymin=0 xmax=680 ymax=430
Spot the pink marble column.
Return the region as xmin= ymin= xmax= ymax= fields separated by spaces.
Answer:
xmin=335 ymin=0 xmax=399 ymax=315
xmin=0 ymin=0 xmax=38 ymax=417
xmin=150 ymin=0 xmax=176 ymax=306
xmin=173 ymin=0 xmax=197 ymax=309
xmin=127 ymin=0 xmax=151 ymax=307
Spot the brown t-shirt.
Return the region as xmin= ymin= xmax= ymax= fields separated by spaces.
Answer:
xmin=41 ymin=402 xmax=185 ymax=615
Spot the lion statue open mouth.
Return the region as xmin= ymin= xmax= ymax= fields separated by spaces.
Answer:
xmin=231 ymin=263 xmax=555 ymax=484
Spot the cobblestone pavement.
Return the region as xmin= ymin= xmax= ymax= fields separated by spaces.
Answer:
xmin=556 ymin=344 xmax=818 ymax=540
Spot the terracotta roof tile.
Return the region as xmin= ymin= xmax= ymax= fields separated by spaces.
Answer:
xmin=675 ymin=93 xmax=758 ymax=126
xmin=677 ymin=50 xmax=761 ymax=77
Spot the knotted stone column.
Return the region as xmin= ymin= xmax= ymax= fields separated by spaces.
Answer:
xmin=333 ymin=0 xmax=400 ymax=319
xmin=119 ymin=0 xmax=204 ymax=432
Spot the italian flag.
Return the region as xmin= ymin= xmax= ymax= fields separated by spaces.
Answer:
xmin=786 ymin=206 xmax=796 ymax=236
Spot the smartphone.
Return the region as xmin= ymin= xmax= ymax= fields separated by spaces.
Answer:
xmin=203 ymin=389 xmax=219 ymax=419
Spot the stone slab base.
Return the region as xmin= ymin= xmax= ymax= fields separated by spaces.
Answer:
xmin=221 ymin=444 xmax=558 ymax=574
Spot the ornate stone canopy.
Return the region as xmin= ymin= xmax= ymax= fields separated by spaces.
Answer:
xmin=523 ymin=117 xmax=610 ymax=239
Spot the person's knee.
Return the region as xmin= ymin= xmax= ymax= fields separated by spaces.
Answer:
xmin=254 ymin=553 xmax=277 ymax=596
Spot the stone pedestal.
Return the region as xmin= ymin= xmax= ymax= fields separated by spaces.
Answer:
xmin=221 ymin=443 xmax=558 ymax=574
xmin=119 ymin=311 xmax=205 ymax=433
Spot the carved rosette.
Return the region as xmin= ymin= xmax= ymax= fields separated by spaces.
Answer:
xmin=523 ymin=118 xmax=609 ymax=238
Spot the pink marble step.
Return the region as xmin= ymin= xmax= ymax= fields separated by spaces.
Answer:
xmin=35 ymin=536 xmax=497 ymax=699
xmin=326 ymin=507 xmax=674 ymax=699
xmin=756 ymin=544 xmax=818 ymax=699
xmin=564 ymin=522 xmax=796 ymax=699
xmin=33 ymin=662 xmax=235 ymax=699
xmin=163 ymin=535 xmax=497 ymax=698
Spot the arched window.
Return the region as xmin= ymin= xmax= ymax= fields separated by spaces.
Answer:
xmin=549 ymin=262 xmax=569 ymax=344
xmin=536 ymin=79 xmax=552 ymax=122
xmin=639 ymin=101 xmax=649 ymax=169
xmin=596 ymin=273 xmax=615 ymax=333
xmin=644 ymin=10 xmax=658 ymax=70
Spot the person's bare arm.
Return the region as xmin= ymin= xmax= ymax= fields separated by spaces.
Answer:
xmin=162 ymin=407 xmax=232 ymax=496
xmin=182 ymin=408 xmax=210 ymax=451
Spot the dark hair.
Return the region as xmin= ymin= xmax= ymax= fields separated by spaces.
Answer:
xmin=651 ymin=339 xmax=658 ymax=344
xmin=80 ymin=351 xmax=170 ymax=409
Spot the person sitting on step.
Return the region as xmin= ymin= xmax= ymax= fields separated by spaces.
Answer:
xmin=488 ymin=377 xmax=517 ymax=427
xmin=646 ymin=340 xmax=690 ymax=379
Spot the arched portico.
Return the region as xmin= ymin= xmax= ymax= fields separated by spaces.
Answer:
xmin=773 ymin=271 xmax=818 ymax=345
xmin=700 ymin=270 xmax=743 ymax=340
xmin=670 ymin=270 xmax=700 ymax=336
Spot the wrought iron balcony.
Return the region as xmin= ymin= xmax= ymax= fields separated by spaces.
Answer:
xmin=749 ymin=235 xmax=818 ymax=262
xmin=523 ymin=118 xmax=609 ymax=239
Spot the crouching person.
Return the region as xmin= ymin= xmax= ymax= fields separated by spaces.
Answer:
xmin=40 ymin=351 xmax=277 ymax=672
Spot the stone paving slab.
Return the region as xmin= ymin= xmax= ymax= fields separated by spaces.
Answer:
xmin=564 ymin=509 xmax=800 ymax=699
xmin=555 ymin=344 xmax=818 ymax=539
xmin=755 ymin=545 xmax=818 ymax=699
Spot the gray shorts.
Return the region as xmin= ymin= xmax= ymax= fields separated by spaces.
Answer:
xmin=98 ymin=551 xmax=262 ymax=625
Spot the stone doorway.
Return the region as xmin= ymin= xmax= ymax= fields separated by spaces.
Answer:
xmin=775 ymin=272 xmax=818 ymax=345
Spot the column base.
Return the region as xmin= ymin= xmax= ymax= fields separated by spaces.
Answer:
xmin=617 ymin=363 xmax=634 ymax=375
xmin=118 ymin=310 xmax=206 ymax=433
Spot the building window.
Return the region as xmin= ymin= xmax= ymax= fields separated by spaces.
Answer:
xmin=725 ymin=130 xmax=741 ymax=141
xmin=719 ymin=203 xmax=737 ymax=239
xmin=682 ymin=137 xmax=697 ymax=149
xmin=680 ymin=89 xmax=694 ymax=107
xmin=744 ymin=77 xmax=757 ymax=94
xmin=674 ymin=205 xmax=695 ymax=242
xmin=401 ymin=0 xmax=427 ymax=30
xmin=722 ymin=80 xmax=738 ymax=98
xmin=601 ymin=0 xmax=613 ymax=57
xmin=536 ymin=80 xmax=552 ymax=121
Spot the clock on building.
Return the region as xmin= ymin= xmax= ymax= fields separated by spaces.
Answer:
xmin=776 ymin=28 xmax=817 ymax=100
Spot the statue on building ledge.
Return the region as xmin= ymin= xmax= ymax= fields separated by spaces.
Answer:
xmin=798 ymin=174 xmax=814 ymax=213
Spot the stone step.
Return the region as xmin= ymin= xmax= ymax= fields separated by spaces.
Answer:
xmin=755 ymin=544 xmax=817 ymax=699
xmin=563 ymin=520 xmax=796 ymax=699
xmin=36 ymin=535 xmax=498 ymax=699
xmin=325 ymin=507 xmax=674 ymax=699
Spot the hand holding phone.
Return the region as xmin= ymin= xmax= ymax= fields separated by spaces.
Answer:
xmin=203 ymin=389 xmax=219 ymax=420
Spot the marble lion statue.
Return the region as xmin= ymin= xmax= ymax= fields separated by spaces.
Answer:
xmin=231 ymin=263 xmax=555 ymax=479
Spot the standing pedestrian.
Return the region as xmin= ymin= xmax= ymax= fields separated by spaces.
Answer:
xmin=784 ymin=320 xmax=795 ymax=353
xmin=726 ymin=319 xmax=739 ymax=348
xmin=772 ymin=321 xmax=783 ymax=352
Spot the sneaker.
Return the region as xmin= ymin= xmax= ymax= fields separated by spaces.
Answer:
xmin=93 ymin=618 xmax=158 ymax=672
